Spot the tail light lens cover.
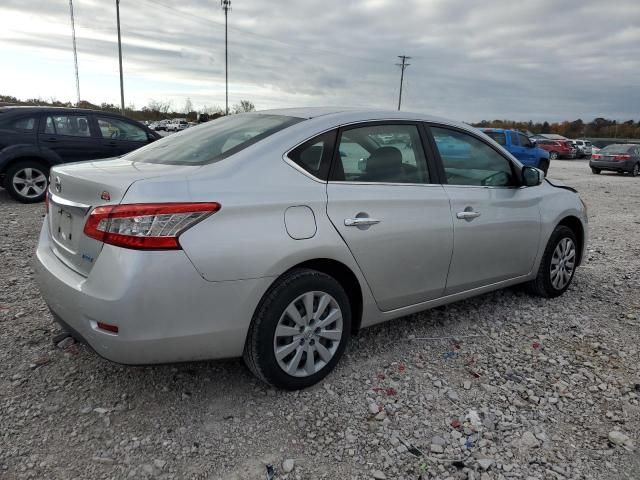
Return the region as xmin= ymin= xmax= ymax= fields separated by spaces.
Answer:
xmin=84 ymin=202 xmax=220 ymax=250
xmin=592 ymin=154 xmax=601 ymax=159
xmin=613 ymin=154 xmax=630 ymax=161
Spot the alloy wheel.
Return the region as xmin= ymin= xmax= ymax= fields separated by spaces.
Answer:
xmin=550 ymin=237 xmax=576 ymax=290
xmin=273 ymin=291 xmax=343 ymax=378
xmin=12 ymin=167 xmax=47 ymax=199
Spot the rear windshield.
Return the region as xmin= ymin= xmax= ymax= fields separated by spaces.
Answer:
xmin=600 ymin=144 xmax=632 ymax=154
xmin=128 ymin=114 xmax=303 ymax=165
xmin=483 ymin=131 xmax=506 ymax=146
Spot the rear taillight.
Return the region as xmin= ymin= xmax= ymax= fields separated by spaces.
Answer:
xmin=592 ymin=154 xmax=601 ymax=159
xmin=613 ymin=154 xmax=630 ymax=161
xmin=83 ymin=202 xmax=220 ymax=250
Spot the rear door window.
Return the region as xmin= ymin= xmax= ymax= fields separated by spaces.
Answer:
xmin=287 ymin=130 xmax=337 ymax=180
xmin=483 ymin=131 xmax=506 ymax=146
xmin=44 ymin=115 xmax=91 ymax=137
xmin=11 ymin=117 xmax=36 ymax=131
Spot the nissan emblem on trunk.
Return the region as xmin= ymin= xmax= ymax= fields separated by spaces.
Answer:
xmin=100 ymin=191 xmax=111 ymax=201
xmin=54 ymin=176 xmax=62 ymax=193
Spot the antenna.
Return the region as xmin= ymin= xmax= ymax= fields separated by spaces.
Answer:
xmin=69 ymin=0 xmax=81 ymax=106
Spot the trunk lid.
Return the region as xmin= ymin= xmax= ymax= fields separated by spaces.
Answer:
xmin=47 ymin=158 xmax=201 ymax=276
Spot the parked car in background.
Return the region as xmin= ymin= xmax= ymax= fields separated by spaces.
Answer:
xmin=35 ymin=108 xmax=588 ymax=389
xmin=590 ymin=144 xmax=640 ymax=176
xmin=535 ymin=139 xmax=576 ymax=160
xmin=166 ymin=119 xmax=188 ymax=132
xmin=480 ymin=128 xmax=550 ymax=175
xmin=570 ymin=139 xmax=592 ymax=158
xmin=0 ymin=106 xmax=160 ymax=202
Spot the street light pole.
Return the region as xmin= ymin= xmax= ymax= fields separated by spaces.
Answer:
xmin=68 ymin=0 xmax=81 ymax=106
xmin=395 ymin=55 xmax=411 ymax=111
xmin=116 ymin=0 xmax=125 ymax=115
xmin=221 ymin=0 xmax=231 ymax=115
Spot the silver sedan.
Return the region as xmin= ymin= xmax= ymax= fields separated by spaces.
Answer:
xmin=35 ymin=108 xmax=588 ymax=389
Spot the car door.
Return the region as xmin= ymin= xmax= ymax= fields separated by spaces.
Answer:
xmin=94 ymin=115 xmax=152 ymax=157
xmin=39 ymin=113 xmax=102 ymax=162
xmin=507 ymin=131 xmax=528 ymax=164
xmin=427 ymin=125 xmax=542 ymax=295
xmin=326 ymin=122 xmax=453 ymax=311
xmin=516 ymin=132 xmax=537 ymax=166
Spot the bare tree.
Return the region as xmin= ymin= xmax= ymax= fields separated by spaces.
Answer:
xmin=232 ymin=100 xmax=255 ymax=114
xmin=184 ymin=97 xmax=193 ymax=114
xmin=147 ymin=99 xmax=172 ymax=115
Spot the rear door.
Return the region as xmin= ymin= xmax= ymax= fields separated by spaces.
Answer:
xmin=427 ymin=125 xmax=542 ymax=295
xmin=94 ymin=115 xmax=152 ymax=157
xmin=326 ymin=122 xmax=453 ymax=311
xmin=39 ymin=113 xmax=102 ymax=162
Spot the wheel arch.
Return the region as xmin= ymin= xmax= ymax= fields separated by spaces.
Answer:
xmin=556 ymin=216 xmax=585 ymax=267
xmin=271 ymin=258 xmax=364 ymax=335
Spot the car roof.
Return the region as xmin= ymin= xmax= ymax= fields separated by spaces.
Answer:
xmin=0 ymin=105 xmax=125 ymax=117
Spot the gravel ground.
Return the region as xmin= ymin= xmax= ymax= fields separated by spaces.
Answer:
xmin=1 ymin=159 xmax=639 ymax=480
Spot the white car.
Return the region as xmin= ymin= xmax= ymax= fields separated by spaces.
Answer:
xmin=167 ymin=119 xmax=188 ymax=132
xmin=571 ymin=139 xmax=593 ymax=158
xmin=34 ymin=108 xmax=588 ymax=389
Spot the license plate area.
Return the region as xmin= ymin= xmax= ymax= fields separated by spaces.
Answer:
xmin=54 ymin=207 xmax=75 ymax=249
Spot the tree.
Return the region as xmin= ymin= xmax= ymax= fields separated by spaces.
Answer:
xmin=232 ymin=100 xmax=255 ymax=114
xmin=184 ymin=97 xmax=193 ymax=114
xmin=541 ymin=121 xmax=550 ymax=134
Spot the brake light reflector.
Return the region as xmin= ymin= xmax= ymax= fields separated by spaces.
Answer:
xmin=97 ymin=322 xmax=119 ymax=334
xmin=83 ymin=202 xmax=220 ymax=250
xmin=613 ymin=154 xmax=630 ymax=161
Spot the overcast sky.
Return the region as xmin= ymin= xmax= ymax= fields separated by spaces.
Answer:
xmin=1 ymin=0 xmax=639 ymax=121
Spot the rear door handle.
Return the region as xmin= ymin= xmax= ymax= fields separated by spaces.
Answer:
xmin=456 ymin=211 xmax=481 ymax=220
xmin=344 ymin=217 xmax=381 ymax=227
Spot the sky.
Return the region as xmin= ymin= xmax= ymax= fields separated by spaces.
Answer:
xmin=1 ymin=0 xmax=639 ymax=122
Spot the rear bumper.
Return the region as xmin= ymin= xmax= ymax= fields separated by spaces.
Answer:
xmin=589 ymin=160 xmax=634 ymax=172
xmin=34 ymin=221 xmax=273 ymax=365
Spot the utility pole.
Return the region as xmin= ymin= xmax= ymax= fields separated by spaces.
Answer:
xmin=116 ymin=0 xmax=125 ymax=115
xmin=68 ymin=0 xmax=81 ymax=106
xmin=221 ymin=0 xmax=231 ymax=115
xmin=395 ymin=55 xmax=411 ymax=111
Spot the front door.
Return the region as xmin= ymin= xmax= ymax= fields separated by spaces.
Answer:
xmin=39 ymin=113 xmax=101 ymax=162
xmin=428 ymin=125 xmax=542 ymax=295
xmin=326 ymin=122 xmax=453 ymax=311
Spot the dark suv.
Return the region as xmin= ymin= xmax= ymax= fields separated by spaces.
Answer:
xmin=0 ymin=106 xmax=160 ymax=202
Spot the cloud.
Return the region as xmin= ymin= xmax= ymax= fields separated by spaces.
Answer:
xmin=1 ymin=0 xmax=639 ymax=121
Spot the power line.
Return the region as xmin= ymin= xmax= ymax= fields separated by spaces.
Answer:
xmin=395 ymin=55 xmax=411 ymax=111
xmin=68 ymin=0 xmax=81 ymax=105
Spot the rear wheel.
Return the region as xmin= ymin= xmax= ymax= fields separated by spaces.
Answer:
xmin=4 ymin=160 xmax=49 ymax=203
xmin=591 ymin=167 xmax=601 ymax=174
xmin=631 ymin=163 xmax=639 ymax=177
xmin=243 ymin=268 xmax=351 ymax=390
xmin=549 ymin=151 xmax=559 ymax=160
xmin=526 ymin=225 xmax=578 ymax=298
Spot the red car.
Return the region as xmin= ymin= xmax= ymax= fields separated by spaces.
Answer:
xmin=535 ymin=139 xmax=576 ymax=160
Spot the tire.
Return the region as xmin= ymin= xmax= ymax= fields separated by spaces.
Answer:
xmin=526 ymin=225 xmax=578 ymax=298
xmin=243 ymin=268 xmax=352 ymax=390
xmin=591 ymin=168 xmax=601 ymax=174
xmin=538 ymin=160 xmax=549 ymax=176
xmin=4 ymin=160 xmax=49 ymax=203
xmin=549 ymin=151 xmax=559 ymax=160
xmin=631 ymin=163 xmax=639 ymax=177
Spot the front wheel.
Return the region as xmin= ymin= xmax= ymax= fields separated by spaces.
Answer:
xmin=5 ymin=160 xmax=49 ymax=203
xmin=549 ymin=151 xmax=559 ymax=160
xmin=591 ymin=167 xmax=601 ymax=174
xmin=243 ymin=269 xmax=351 ymax=390
xmin=526 ymin=225 xmax=578 ymax=298
xmin=631 ymin=163 xmax=639 ymax=177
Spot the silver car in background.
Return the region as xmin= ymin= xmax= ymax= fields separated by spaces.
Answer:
xmin=35 ymin=108 xmax=588 ymax=389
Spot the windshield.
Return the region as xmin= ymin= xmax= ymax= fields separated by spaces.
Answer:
xmin=483 ymin=131 xmax=506 ymax=146
xmin=600 ymin=144 xmax=632 ymax=154
xmin=128 ymin=114 xmax=303 ymax=165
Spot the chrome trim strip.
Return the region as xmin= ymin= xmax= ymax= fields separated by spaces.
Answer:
xmin=49 ymin=192 xmax=92 ymax=213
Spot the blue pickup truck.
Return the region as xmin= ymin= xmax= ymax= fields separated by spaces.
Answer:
xmin=480 ymin=128 xmax=550 ymax=175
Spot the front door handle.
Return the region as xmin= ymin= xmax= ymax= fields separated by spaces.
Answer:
xmin=456 ymin=210 xmax=481 ymax=220
xmin=344 ymin=217 xmax=381 ymax=227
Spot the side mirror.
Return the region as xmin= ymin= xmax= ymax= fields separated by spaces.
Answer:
xmin=522 ymin=166 xmax=544 ymax=186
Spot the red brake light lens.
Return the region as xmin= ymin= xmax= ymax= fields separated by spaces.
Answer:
xmin=613 ymin=154 xmax=630 ymax=161
xmin=592 ymin=154 xmax=601 ymax=159
xmin=83 ymin=202 xmax=220 ymax=250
